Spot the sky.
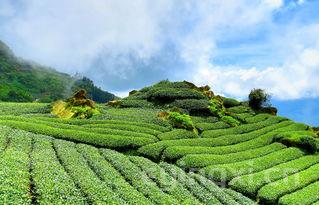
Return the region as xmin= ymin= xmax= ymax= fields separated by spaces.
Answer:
xmin=0 ymin=0 xmax=319 ymax=125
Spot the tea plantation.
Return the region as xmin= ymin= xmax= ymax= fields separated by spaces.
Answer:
xmin=0 ymin=81 xmax=318 ymax=204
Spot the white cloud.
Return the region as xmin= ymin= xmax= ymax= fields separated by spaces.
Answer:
xmin=192 ymin=47 xmax=319 ymax=100
xmin=2 ymin=0 xmax=318 ymax=100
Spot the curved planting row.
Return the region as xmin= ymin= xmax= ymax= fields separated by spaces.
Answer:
xmin=177 ymin=143 xmax=286 ymax=168
xmin=201 ymin=115 xmax=286 ymax=138
xmin=138 ymin=120 xmax=301 ymax=159
xmin=0 ymin=120 xmax=157 ymax=149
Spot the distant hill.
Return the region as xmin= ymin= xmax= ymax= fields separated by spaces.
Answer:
xmin=0 ymin=40 xmax=115 ymax=103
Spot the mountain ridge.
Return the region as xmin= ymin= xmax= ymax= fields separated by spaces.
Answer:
xmin=0 ymin=40 xmax=115 ymax=103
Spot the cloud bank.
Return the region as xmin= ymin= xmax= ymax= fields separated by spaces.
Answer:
xmin=0 ymin=0 xmax=318 ymax=99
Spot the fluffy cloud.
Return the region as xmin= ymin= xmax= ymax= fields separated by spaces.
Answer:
xmin=1 ymin=0 xmax=318 ymax=100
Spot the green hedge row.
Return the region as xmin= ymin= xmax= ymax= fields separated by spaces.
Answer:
xmin=191 ymin=116 xmax=219 ymax=123
xmin=227 ymin=105 xmax=253 ymax=114
xmin=169 ymin=99 xmax=210 ymax=111
xmin=53 ymin=139 xmax=124 ymax=204
xmin=138 ymin=120 xmax=293 ymax=159
xmin=177 ymin=143 xmax=286 ymax=168
xmin=223 ymin=98 xmax=241 ymax=108
xmin=32 ymin=116 xmax=170 ymax=132
xmin=0 ymin=126 xmax=10 ymax=152
xmin=190 ymin=173 xmax=246 ymax=205
xmin=0 ymin=120 xmax=155 ymax=149
xmin=0 ymin=102 xmax=49 ymax=115
xmin=157 ymin=129 xmax=197 ymax=140
xmin=258 ymin=162 xmax=319 ymax=204
xmin=83 ymin=123 xmax=162 ymax=136
xmin=31 ymin=135 xmax=86 ymax=204
xmin=222 ymin=189 xmax=256 ymax=205
xmin=100 ymin=149 xmax=179 ymax=205
xmin=196 ymin=121 xmax=230 ymax=131
xmin=0 ymin=129 xmax=32 ymax=204
xmin=229 ymin=154 xmax=319 ymax=198
xmin=76 ymin=144 xmax=152 ymax=205
xmin=201 ymin=116 xmax=286 ymax=138
xmin=159 ymin=162 xmax=222 ymax=204
xmin=279 ymin=180 xmax=319 ymax=205
xmin=0 ymin=116 xmax=158 ymax=140
xmin=200 ymin=148 xmax=305 ymax=181
xmin=245 ymin=113 xmax=273 ymax=123
xmin=146 ymin=88 xmax=207 ymax=100
xmin=162 ymin=122 xmax=307 ymax=160
xmin=129 ymin=156 xmax=202 ymax=204
xmin=120 ymin=99 xmax=154 ymax=108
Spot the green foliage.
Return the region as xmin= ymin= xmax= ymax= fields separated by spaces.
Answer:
xmin=157 ymin=129 xmax=197 ymax=140
xmin=200 ymin=148 xmax=305 ymax=182
xmin=129 ymin=156 xmax=202 ymax=204
xmin=72 ymin=77 xmax=115 ymax=103
xmin=208 ymin=96 xmax=226 ymax=117
xmin=273 ymin=131 xmax=318 ymax=153
xmin=258 ymin=163 xmax=319 ymax=204
xmin=53 ymin=139 xmax=125 ymax=204
xmin=229 ymin=154 xmax=319 ymax=198
xmin=138 ymin=120 xmax=296 ymax=159
xmin=100 ymin=149 xmax=180 ymax=204
xmin=223 ymin=97 xmax=240 ymax=108
xmin=278 ymin=180 xmax=319 ymax=205
xmin=221 ymin=116 xmax=240 ymax=127
xmin=248 ymin=88 xmax=270 ymax=110
xmin=169 ymin=99 xmax=210 ymax=114
xmin=0 ymin=129 xmax=32 ymax=204
xmin=0 ymin=120 xmax=156 ymax=149
xmin=167 ymin=112 xmax=196 ymax=132
xmin=31 ymin=135 xmax=86 ymax=204
xmin=120 ymin=99 xmax=154 ymax=108
xmin=0 ymin=41 xmax=114 ymax=103
xmin=201 ymin=115 xmax=286 ymax=138
xmin=177 ymin=143 xmax=286 ymax=168
xmin=77 ymin=144 xmax=152 ymax=205
xmin=195 ymin=121 xmax=230 ymax=131
xmin=159 ymin=162 xmax=221 ymax=204
xmin=51 ymin=90 xmax=99 ymax=119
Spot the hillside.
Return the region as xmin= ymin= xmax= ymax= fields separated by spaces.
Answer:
xmin=0 ymin=81 xmax=318 ymax=204
xmin=0 ymin=40 xmax=115 ymax=103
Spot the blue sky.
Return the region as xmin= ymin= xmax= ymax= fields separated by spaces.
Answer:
xmin=0 ymin=0 xmax=318 ymax=125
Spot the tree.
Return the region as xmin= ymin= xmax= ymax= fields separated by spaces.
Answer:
xmin=248 ymin=88 xmax=270 ymax=110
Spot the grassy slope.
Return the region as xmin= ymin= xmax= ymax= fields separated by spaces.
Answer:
xmin=0 ymin=40 xmax=114 ymax=103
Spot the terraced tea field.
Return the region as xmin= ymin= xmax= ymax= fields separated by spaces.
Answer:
xmin=0 ymin=102 xmax=318 ymax=204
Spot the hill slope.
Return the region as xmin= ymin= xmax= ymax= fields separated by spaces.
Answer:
xmin=0 ymin=81 xmax=318 ymax=204
xmin=0 ymin=40 xmax=115 ymax=103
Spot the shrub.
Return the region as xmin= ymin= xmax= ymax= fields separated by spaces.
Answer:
xmin=248 ymin=88 xmax=270 ymax=110
xmin=120 ymin=99 xmax=154 ymax=108
xmin=157 ymin=129 xmax=197 ymax=140
xmin=51 ymin=90 xmax=99 ymax=119
xmin=195 ymin=121 xmax=230 ymax=131
xmin=159 ymin=162 xmax=221 ymax=204
xmin=221 ymin=116 xmax=240 ymax=127
xmin=177 ymin=143 xmax=286 ymax=168
xmin=0 ymin=129 xmax=32 ymax=204
xmin=100 ymin=149 xmax=179 ymax=204
xmin=32 ymin=136 xmax=85 ymax=204
xmin=257 ymin=163 xmax=319 ymax=204
xmin=208 ymin=96 xmax=225 ymax=117
xmin=223 ymin=97 xmax=240 ymax=108
xmin=167 ymin=112 xmax=196 ymax=132
xmin=200 ymin=148 xmax=305 ymax=182
xmin=129 ymin=156 xmax=201 ymax=204
xmin=278 ymin=181 xmax=319 ymax=205
xmin=77 ymin=144 xmax=152 ymax=204
xmin=273 ymin=131 xmax=318 ymax=153
xmin=53 ymin=140 xmax=125 ymax=204
xmin=229 ymin=154 xmax=319 ymax=198
xmin=169 ymin=99 xmax=210 ymax=114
